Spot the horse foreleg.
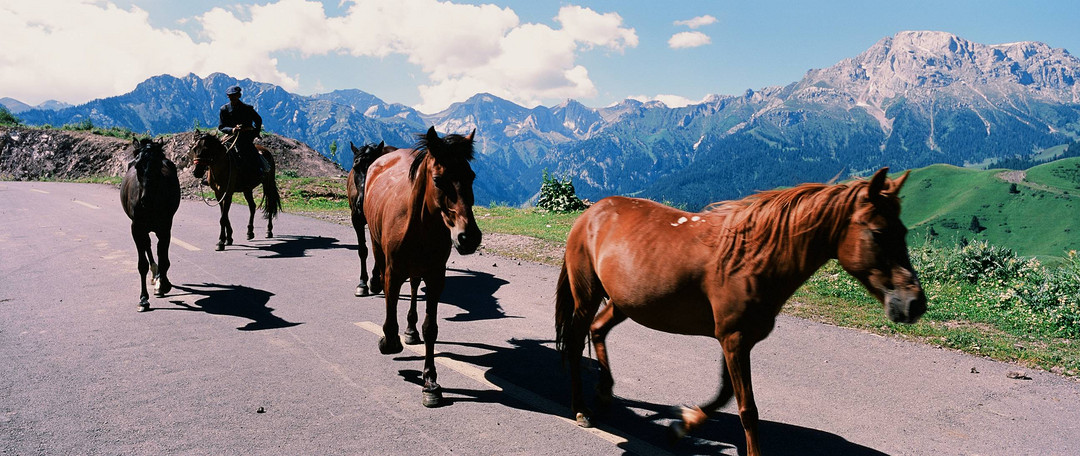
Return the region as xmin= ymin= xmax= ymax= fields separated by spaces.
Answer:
xmin=352 ymin=216 xmax=369 ymax=297
xmin=403 ymin=278 xmax=421 ymax=345
xmin=217 ymin=197 xmax=233 ymax=250
xmin=244 ymin=190 xmax=256 ymax=240
xmin=590 ymin=300 xmax=627 ymax=410
xmin=420 ymin=276 xmax=445 ymax=407
xmin=368 ymin=238 xmax=385 ymax=295
xmin=154 ymin=230 xmax=173 ymax=297
xmin=720 ymin=335 xmax=761 ymax=456
xmin=132 ymin=225 xmax=152 ymax=311
xmin=378 ymin=273 xmax=404 ymax=355
xmin=671 ymin=354 xmax=734 ymax=441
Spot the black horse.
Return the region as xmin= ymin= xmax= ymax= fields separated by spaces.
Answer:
xmin=120 ymin=138 xmax=181 ymax=311
xmin=346 ymin=141 xmax=393 ymax=296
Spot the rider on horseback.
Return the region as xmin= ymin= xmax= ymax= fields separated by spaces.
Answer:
xmin=218 ymin=85 xmax=265 ymax=178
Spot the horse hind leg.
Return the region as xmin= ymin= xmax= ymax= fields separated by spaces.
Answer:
xmin=590 ymin=300 xmax=627 ymax=410
xmin=154 ymin=230 xmax=173 ymax=297
xmin=403 ymin=278 xmax=421 ymax=345
xmin=132 ymin=225 xmax=152 ymax=311
xmin=556 ymin=262 xmax=606 ymax=428
xmin=244 ymin=190 xmax=256 ymax=240
xmin=378 ymin=273 xmax=405 ymax=355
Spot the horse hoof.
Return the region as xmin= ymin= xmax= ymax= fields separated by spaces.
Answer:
xmin=216 ymin=243 xmax=225 ymax=251
xmin=266 ymin=232 xmax=273 ymax=239
xmin=403 ymin=329 xmax=421 ymax=345
xmin=422 ymin=386 xmax=443 ymax=408
xmin=137 ymin=299 xmax=150 ymax=312
xmin=246 ymin=232 xmax=255 ymax=240
xmin=156 ymin=280 xmax=172 ymax=297
xmin=354 ymin=285 xmax=368 ymax=297
xmin=669 ymin=421 xmax=688 ymax=442
xmin=378 ymin=336 xmax=403 ymax=355
xmin=368 ymin=280 xmax=383 ymax=295
xmin=226 ymin=239 xmax=233 ymax=246
xmin=575 ymin=412 xmax=593 ymax=428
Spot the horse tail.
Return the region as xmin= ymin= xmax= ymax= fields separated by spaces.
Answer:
xmin=554 ymin=260 xmax=576 ymax=364
xmin=261 ymin=150 xmax=281 ymax=220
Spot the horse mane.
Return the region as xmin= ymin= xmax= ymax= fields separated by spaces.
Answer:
xmin=408 ymin=131 xmax=475 ymax=181
xmin=705 ymin=179 xmax=872 ymax=275
xmin=132 ymin=139 xmax=175 ymax=204
xmin=352 ymin=142 xmax=386 ymax=173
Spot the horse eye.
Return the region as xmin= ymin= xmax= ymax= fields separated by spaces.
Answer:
xmin=433 ymin=175 xmax=447 ymax=189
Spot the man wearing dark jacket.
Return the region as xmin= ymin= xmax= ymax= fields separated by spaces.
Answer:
xmin=218 ymin=85 xmax=265 ymax=176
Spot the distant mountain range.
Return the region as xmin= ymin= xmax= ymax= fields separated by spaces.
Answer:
xmin=9 ymin=31 xmax=1080 ymax=209
xmin=1 ymin=97 xmax=71 ymax=113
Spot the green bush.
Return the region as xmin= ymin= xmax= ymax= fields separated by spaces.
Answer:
xmin=0 ymin=106 xmax=20 ymax=126
xmin=536 ymin=169 xmax=587 ymax=212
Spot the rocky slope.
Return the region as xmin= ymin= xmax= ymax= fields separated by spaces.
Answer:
xmin=0 ymin=126 xmax=343 ymax=192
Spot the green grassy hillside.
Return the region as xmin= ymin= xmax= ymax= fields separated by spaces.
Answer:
xmin=899 ymin=158 xmax=1080 ymax=260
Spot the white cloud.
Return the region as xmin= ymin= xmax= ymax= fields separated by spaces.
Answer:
xmin=0 ymin=0 xmax=638 ymax=112
xmin=668 ymin=31 xmax=711 ymax=49
xmin=628 ymin=94 xmax=704 ymax=108
xmin=674 ymin=15 xmax=718 ymax=29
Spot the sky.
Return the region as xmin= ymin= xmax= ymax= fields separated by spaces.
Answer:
xmin=2 ymin=0 xmax=1078 ymax=114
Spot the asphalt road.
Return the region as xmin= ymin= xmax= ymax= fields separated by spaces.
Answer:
xmin=1 ymin=181 xmax=1078 ymax=456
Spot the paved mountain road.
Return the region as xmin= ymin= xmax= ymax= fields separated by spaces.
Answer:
xmin=1 ymin=181 xmax=1078 ymax=455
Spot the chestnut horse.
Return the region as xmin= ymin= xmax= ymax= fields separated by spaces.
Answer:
xmin=189 ymin=131 xmax=281 ymax=251
xmin=555 ymin=168 xmax=926 ymax=455
xmin=120 ymin=138 xmax=181 ymax=311
xmin=365 ymin=127 xmax=482 ymax=407
xmin=346 ymin=141 xmax=393 ymax=297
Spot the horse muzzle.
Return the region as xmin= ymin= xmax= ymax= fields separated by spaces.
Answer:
xmin=193 ymin=163 xmax=207 ymax=179
xmin=452 ymin=226 xmax=482 ymax=255
xmin=884 ymin=288 xmax=927 ymax=324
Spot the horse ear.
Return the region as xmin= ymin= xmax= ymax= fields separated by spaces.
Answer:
xmin=425 ymin=126 xmax=439 ymax=143
xmin=465 ymin=128 xmax=476 ymax=142
xmin=377 ymin=141 xmax=385 ymax=152
xmin=867 ymin=167 xmax=889 ymax=196
xmin=350 ymin=141 xmax=360 ymax=154
xmin=886 ymin=170 xmax=911 ymax=196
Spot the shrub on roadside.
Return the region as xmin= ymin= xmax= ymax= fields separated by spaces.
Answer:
xmin=536 ymin=170 xmax=587 ymax=212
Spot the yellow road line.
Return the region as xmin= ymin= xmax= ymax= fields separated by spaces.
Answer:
xmin=171 ymin=237 xmax=201 ymax=251
xmin=353 ymin=321 xmax=673 ymax=455
xmin=30 ymin=188 xmax=49 ymax=194
xmin=73 ymin=200 xmax=100 ymax=209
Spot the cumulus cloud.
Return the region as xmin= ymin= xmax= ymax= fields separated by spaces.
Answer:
xmin=668 ymin=31 xmax=711 ymax=49
xmin=0 ymin=0 xmax=638 ymax=112
xmin=674 ymin=15 xmax=717 ymax=29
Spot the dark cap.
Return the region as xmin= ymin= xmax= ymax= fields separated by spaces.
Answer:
xmin=226 ymin=85 xmax=242 ymax=95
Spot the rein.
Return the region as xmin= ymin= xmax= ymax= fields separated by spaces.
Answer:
xmin=195 ymin=135 xmax=237 ymax=207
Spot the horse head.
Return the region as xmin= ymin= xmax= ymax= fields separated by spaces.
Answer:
xmin=189 ymin=131 xmax=220 ymax=179
xmin=836 ymin=168 xmax=927 ymax=324
xmin=351 ymin=141 xmax=385 ymax=173
xmin=411 ymin=127 xmax=482 ymax=255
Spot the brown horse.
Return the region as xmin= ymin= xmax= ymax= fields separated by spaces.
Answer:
xmin=120 ymin=138 xmax=181 ymax=311
xmin=555 ymin=168 xmax=926 ymax=455
xmin=364 ymin=127 xmax=482 ymax=407
xmin=346 ymin=141 xmax=394 ymax=297
xmin=189 ymin=131 xmax=281 ymax=251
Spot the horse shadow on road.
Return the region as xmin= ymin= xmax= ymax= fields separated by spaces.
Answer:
xmin=396 ymin=338 xmax=888 ymax=456
xmin=229 ymin=235 xmax=347 ymax=259
xmin=160 ymin=283 xmax=302 ymax=331
xmin=377 ymin=267 xmax=515 ymax=322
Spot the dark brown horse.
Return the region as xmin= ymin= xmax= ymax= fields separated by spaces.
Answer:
xmin=346 ymin=141 xmax=394 ymax=297
xmin=364 ymin=127 xmax=482 ymax=407
xmin=120 ymin=138 xmax=181 ymax=311
xmin=189 ymin=131 xmax=281 ymax=251
xmin=555 ymin=168 xmax=926 ymax=455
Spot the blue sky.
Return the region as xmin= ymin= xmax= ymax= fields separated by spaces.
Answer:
xmin=2 ymin=0 xmax=1077 ymax=113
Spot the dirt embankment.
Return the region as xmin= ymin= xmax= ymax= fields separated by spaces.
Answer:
xmin=0 ymin=126 xmax=344 ymax=193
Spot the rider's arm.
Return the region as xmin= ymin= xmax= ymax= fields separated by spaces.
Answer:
xmin=218 ymin=106 xmax=233 ymax=135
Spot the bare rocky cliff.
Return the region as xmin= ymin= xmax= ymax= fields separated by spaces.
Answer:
xmin=0 ymin=127 xmax=343 ymax=191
